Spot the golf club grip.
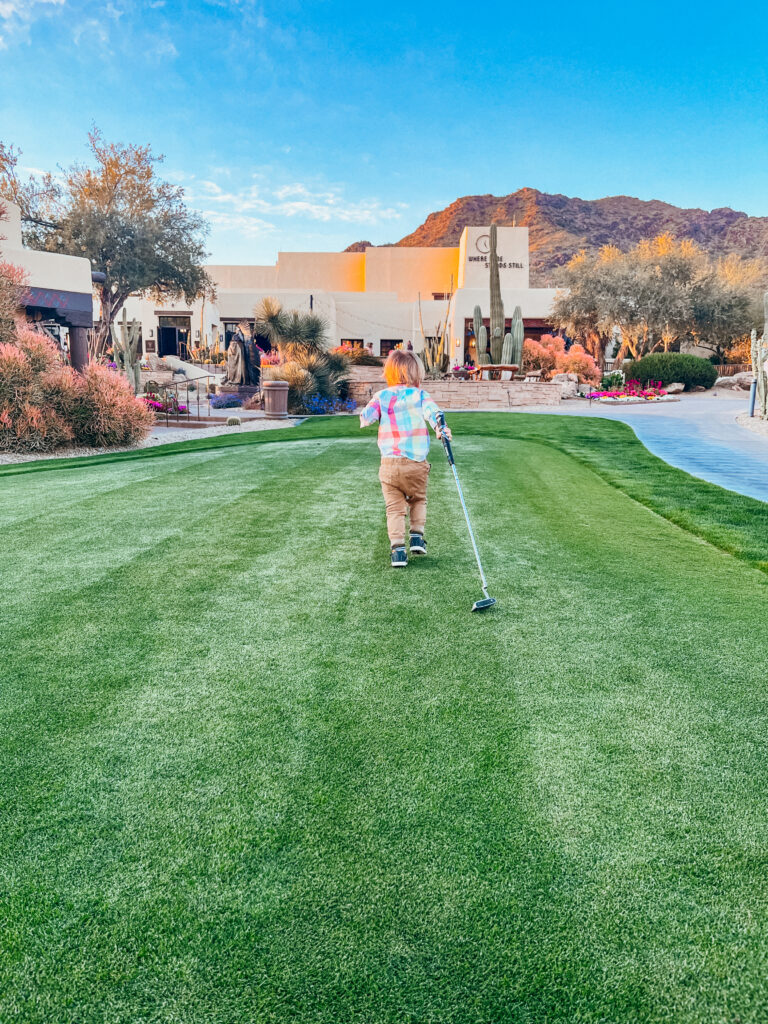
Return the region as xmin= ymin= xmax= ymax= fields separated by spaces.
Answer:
xmin=436 ymin=412 xmax=454 ymax=465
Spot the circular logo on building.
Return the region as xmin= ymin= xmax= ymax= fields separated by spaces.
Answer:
xmin=475 ymin=234 xmax=490 ymax=254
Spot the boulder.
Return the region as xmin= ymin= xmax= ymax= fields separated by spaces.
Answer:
xmin=714 ymin=372 xmax=752 ymax=390
xmin=551 ymin=372 xmax=579 ymax=398
xmin=665 ymin=382 xmax=685 ymax=394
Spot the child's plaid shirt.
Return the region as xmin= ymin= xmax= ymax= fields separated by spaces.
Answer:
xmin=359 ymin=386 xmax=441 ymax=462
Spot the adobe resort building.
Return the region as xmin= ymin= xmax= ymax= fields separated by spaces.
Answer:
xmin=0 ymin=201 xmax=94 ymax=368
xmin=121 ymin=226 xmax=557 ymax=363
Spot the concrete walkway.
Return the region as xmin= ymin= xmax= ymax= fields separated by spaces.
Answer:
xmin=526 ymin=392 xmax=768 ymax=502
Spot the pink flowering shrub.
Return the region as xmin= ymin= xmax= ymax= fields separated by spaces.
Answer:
xmin=522 ymin=334 xmax=600 ymax=383
xmin=0 ymin=324 xmax=153 ymax=452
xmin=589 ymin=379 xmax=668 ymax=400
xmin=556 ymin=344 xmax=601 ymax=385
xmin=72 ymin=364 xmax=155 ymax=446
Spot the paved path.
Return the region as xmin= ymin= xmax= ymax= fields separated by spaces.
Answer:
xmin=526 ymin=392 xmax=768 ymax=502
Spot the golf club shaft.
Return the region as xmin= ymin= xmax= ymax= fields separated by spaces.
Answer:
xmin=449 ymin=462 xmax=490 ymax=598
xmin=435 ymin=412 xmax=491 ymax=598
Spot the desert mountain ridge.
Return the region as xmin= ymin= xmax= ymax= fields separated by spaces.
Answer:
xmin=345 ymin=187 xmax=768 ymax=286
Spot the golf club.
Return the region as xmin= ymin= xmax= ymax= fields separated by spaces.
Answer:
xmin=436 ymin=412 xmax=497 ymax=612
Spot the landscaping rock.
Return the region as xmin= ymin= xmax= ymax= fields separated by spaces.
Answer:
xmin=715 ymin=372 xmax=753 ymax=390
xmin=666 ymin=382 xmax=685 ymax=394
xmin=551 ymin=372 xmax=579 ymax=398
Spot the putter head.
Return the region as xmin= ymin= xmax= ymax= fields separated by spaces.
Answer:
xmin=472 ymin=596 xmax=497 ymax=613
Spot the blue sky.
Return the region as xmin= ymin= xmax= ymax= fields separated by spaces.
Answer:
xmin=1 ymin=0 xmax=767 ymax=264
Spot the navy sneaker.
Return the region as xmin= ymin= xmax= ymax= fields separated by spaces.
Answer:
xmin=409 ymin=533 xmax=427 ymax=555
xmin=391 ymin=545 xmax=408 ymax=568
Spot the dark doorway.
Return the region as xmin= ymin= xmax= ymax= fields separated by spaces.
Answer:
xmin=158 ymin=326 xmax=180 ymax=357
xmin=158 ymin=316 xmax=192 ymax=359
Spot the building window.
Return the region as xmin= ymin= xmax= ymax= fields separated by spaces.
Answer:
xmin=432 ymin=292 xmax=452 ymax=301
xmin=340 ymin=338 xmax=364 ymax=349
xmin=380 ymin=339 xmax=402 ymax=356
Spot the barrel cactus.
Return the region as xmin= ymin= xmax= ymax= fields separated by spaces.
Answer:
xmin=226 ymin=415 xmax=242 ymax=427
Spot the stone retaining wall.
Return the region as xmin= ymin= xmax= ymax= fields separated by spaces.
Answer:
xmin=349 ymin=379 xmax=562 ymax=410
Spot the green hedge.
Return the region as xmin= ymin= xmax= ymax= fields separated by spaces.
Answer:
xmin=626 ymin=352 xmax=718 ymax=391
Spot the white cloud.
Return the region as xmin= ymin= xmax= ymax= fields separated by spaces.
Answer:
xmin=203 ymin=210 xmax=275 ymax=239
xmin=0 ymin=0 xmax=64 ymax=48
xmin=188 ymin=178 xmax=404 ymax=226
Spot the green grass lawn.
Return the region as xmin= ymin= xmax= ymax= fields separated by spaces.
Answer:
xmin=3 ymin=413 xmax=768 ymax=1023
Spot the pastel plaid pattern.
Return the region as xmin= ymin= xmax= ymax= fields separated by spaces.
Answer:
xmin=359 ymin=386 xmax=441 ymax=461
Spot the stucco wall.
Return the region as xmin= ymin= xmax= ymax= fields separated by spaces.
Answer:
xmin=276 ymin=252 xmax=365 ymax=292
xmin=207 ymin=265 xmax=278 ymax=290
xmin=364 ymin=246 xmax=459 ymax=303
xmin=0 ymin=201 xmax=93 ymax=296
xmin=350 ymin=378 xmax=563 ymax=409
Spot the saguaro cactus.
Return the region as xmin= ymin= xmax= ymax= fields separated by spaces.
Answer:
xmin=111 ymin=309 xmax=142 ymax=394
xmin=502 ymin=305 xmax=524 ymax=368
xmin=488 ymin=224 xmax=505 ymax=364
xmin=474 ymin=304 xmax=490 ymax=366
xmin=473 ymin=224 xmax=525 ymax=368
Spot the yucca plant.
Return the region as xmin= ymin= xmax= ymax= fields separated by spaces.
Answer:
xmin=254 ymin=298 xmax=330 ymax=356
xmin=263 ymin=347 xmax=350 ymax=414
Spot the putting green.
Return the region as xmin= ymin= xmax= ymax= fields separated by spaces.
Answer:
xmin=2 ymin=414 xmax=768 ymax=1023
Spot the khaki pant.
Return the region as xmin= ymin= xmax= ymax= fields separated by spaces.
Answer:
xmin=379 ymin=457 xmax=431 ymax=546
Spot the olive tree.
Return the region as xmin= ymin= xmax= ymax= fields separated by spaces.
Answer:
xmin=0 ymin=130 xmax=213 ymax=354
xmin=553 ymin=235 xmax=758 ymax=361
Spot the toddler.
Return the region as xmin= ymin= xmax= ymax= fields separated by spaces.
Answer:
xmin=360 ymin=350 xmax=451 ymax=567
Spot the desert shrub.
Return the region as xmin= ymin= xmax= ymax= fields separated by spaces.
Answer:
xmin=0 ymin=333 xmax=73 ymax=451
xmin=601 ymin=371 xmax=625 ymax=390
xmin=70 ymin=364 xmax=155 ymax=446
xmin=0 ymin=325 xmax=153 ymax=452
xmin=304 ymin=395 xmax=357 ymax=415
xmin=556 ymin=344 xmax=601 ymax=384
xmin=0 ymin=260 xmax=26 ymax=347
xmin=265 ymin=348 xmax=350 ymax=414
xmin=626 ymin=352 xmax=718 ymax=390
xmin=521 ymin=334 xmax=599 ymax=382
xmin=331 ymin=344 xmax=382 ymax=366
xmin=522 ymin=338 xmax=558 ymax=374
xmin=723 ymin=335 xmax=752 ymax=365
xmin=265 ymin=363 xmax=317 ymax=413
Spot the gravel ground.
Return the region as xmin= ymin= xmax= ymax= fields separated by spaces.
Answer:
xmin=736 ymin=413 xmax=768 ymax=438
xmin=0 ymin=416 xmax=303 ymax=466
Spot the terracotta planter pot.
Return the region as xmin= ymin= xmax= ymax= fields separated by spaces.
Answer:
xmin=263 ymin=380 xmax=290 ymax=418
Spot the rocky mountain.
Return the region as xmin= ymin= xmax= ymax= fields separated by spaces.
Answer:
xmin=343 ymin=240 xmax=373 ymax=253
xmin=349 ymin=188 xmax=768 ymax=286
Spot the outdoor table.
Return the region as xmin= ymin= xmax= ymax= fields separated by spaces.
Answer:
xmin=469 ymin=364 xmax=520 ymax=380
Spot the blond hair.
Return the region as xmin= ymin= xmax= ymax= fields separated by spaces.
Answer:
xmin=384 ymin=349 xmax=423 ymax=388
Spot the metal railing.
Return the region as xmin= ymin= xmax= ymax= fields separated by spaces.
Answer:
xmin=143 ymin=372 xmax=224 ymax=427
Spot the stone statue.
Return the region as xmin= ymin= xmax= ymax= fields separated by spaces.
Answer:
xmin=222 ymin=321 xmax=249 ymax=385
